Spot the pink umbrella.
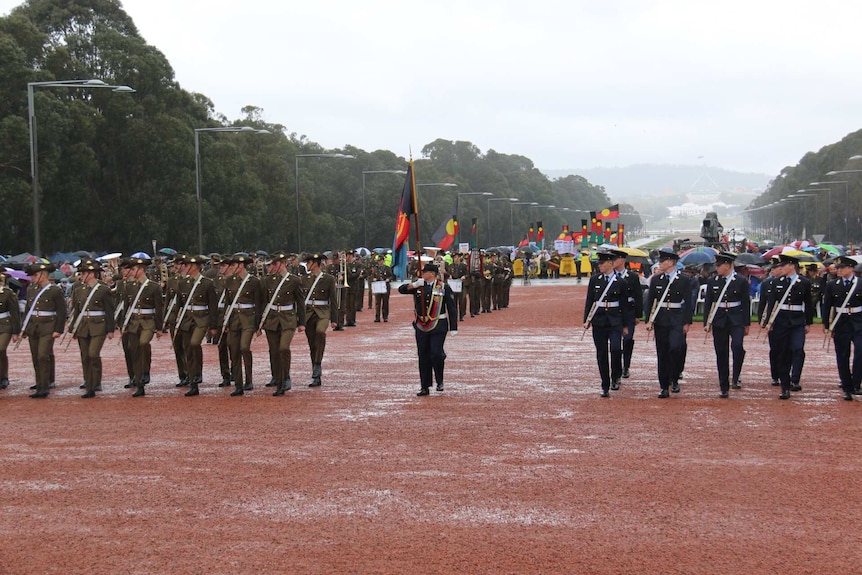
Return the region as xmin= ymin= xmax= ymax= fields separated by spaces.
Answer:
xmin=3 ymin=269 xmax=31 ymax=281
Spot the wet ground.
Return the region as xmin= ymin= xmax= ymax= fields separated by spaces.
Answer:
xmin=1 ymin=280 xmax=860 ymax=574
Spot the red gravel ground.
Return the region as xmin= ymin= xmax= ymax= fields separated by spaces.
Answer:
xmin=2 ymin=280 xmax=861 ymax=574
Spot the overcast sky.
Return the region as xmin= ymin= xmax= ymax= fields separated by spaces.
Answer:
xmin=4 ymin=0 xmax=862 ymax=176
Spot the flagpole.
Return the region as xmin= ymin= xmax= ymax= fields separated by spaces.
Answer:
xmin=409 ymin=159 xmax=421 ymax=259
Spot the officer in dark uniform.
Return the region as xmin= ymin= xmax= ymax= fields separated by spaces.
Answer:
xmin=764 ymin=254 xmax=814 ymax=399
xmin=610 ymin=249 xmax=644 ymax=382
xmin=69 ymin=259 xmax=115 ymax=398
xmin=222 ymin=253 xmax=264 ymax=396
xmin=259 ymin=250 xmax=306 ymax=396
xmin=644 ymin=248 xmax=693 ymax=398
xmin=398 ymin=262 xmax=458 ymax=396
xmin=176 ymin=255 xmax=218 ymax=396
xmin=703 ymin=252 xmax=750 ymax=398
xmin=303 ymin=253 xmax=338 ymax=387
xmin=0 ymin=268 xmax=22 ymax=390
xmin=120 ymin=254 xmax=164 ymax=397
xmin=822 ymin=255 xmax=862 ymax=400
xmin=21 ymin=262 xmax=67 ymax=398
xmin=584 ymin=251 xmax=629 ymax=397
xmin=757 ymin=257 xmax=783 ymax=386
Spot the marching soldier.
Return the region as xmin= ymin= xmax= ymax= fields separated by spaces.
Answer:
xmin=644 ymin=248 xmax=693 ymax=398
xmin=369 ymin=254 xmax=395 ymax=322
xmin=703 ymin=252 xmax=750 ymax=398
xmin=610 ymin=249 xmax=644 ymax=383
xmin=482 ymin=253 xmax=495 ymax=313
xmin=222 ymin=253 xmax=264 ymax=396
xmin=303 ymin=253 xmax=338 ymax=387
xmin=120 ymin=254 xmax=164 ymax=397
xmin=327 ymin=252 xmax=346 ymax=331
xmin=584 ymin=251 xmax=628 ymax=397
xmin=448 ymin=252 xmax=469 ymax=321
xmin=764 ymin=254 xmax=814 ymax=399
xmin=21 ymin=261 xmax=67 ymax=398
xmin=468 ymin=250 xmax=483 ymax=318
xmin=344 ymin=251 xmax=362 ymax=326
xmin=165 ymin=254 xmax=189 ymax=387
xmin=823 ymin=255 xmax=862 ymax=401
xmin=258 ymin=250 xmax=306 ymax=396
xmin=0 ymin=268 xmax=22 ymax=390
xmin=758 ymin=257 xmax=783 ymax=386
xmin=209 ymin=255 xmax=233 ymax=388
xmin=175 ymin=255 xmax=218 ymax=396
xmin=398 ymin=262 xmax=458 ymax=396
xmin=113 ymin=259 xmax=136 ymax=388
xmin=68 ymin=259 xmax=115 ymax=398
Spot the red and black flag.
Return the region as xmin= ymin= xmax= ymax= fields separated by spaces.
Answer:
xmin=599 ymin=204 xmax=620 ymax=220
xmin=536 ymin=221 xmax=544 ymax=243
xmin=431 ymin=206 xmax=459 ymax=251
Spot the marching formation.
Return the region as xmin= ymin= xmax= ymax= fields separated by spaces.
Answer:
xmin=585 ymin=246 xmax=860 ymax=402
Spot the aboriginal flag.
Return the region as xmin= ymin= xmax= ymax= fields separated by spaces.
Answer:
xmin=536 ymin=221 xmax=544 ymax=243
xmin=599 ymin=204 xmax=620 ymax=220
xmin=431 ymin=207 xmax=459 ymax=251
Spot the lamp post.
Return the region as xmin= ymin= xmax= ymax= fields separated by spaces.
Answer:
xmin=487 ymin=197 xmax=518 ymax=246
xmin=28 ymin=79 xmax=135 ymax=255
xmin=824 ymin=170 xmax=861 ymax=244
xmin=195 ymin=127 xmax=270 ymax=254
xmin=361 ymin=170 xmax=406 ymax=248
xmin=456 ymin=191 xmax=492 ymax=243
xmin=294 ymin=153 xmax=355 ymax=252
xmin=510 ymin=201 xmax=538 ymax=244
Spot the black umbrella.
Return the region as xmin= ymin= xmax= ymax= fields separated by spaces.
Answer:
xmin=734 ymin=253 xmax=766 ymax=265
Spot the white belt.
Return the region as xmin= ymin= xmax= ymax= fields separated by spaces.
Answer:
xmin=236 ymin=303 xmax=255 ymax=309
xmin=717 ymin=301 xmax=742 ymax=308
xmin=662 ymin=302 xmax=683 ymax=309
xmin=779 ymin=304 xmax=804 ymax=312
xmin=597 ymin=301 xmax=620 ymax=308
xmin=274 ymin=304 xmax=295 ymax=311
xmin=80 ymin=311 xmax=105 ymax=317
xmin=32 ymin=311 xmax=56 ymax=317
xmin=627 ymin=297 xmax=635 ymax=303
xmin=133 ymin=308 xmax=155 ymax=315
xmin=308 ymin=300 xmax=329 ymax=306
xmin=837 ymin=306 xmax=862 ymax=314
xmin=0 ymin=312 xmax=8 ymax=319
xmin=438 ymin=314 xmax=448 ymax=320
xmin=190 ymin=305 xmax=209 ymax=311
xmin=218 ymin=303 xmax=225 ymax=309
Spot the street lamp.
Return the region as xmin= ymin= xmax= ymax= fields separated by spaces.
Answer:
xmin=195 ymin=127 xmax=270 ymax=254
xmin=456 ymin=191 xmax=492 ymax=243
xmin=510 ymin=201 xmax=538 ymax=244
xmin=487 ymin=197 xmax=518 ymax=246
xmin=362 ymin=169 xmax=406 ymax=247
xmin=294 ymin=153 xmax=355 ymax=252
xmin=28 ymin=79 xmax=135 ymax=255
xmin=824 ymin=170 xmax=862 ymax=244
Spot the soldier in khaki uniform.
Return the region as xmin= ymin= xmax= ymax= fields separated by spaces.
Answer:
xmin=206 ymin=254 xmax=233 ymax=387
xmin=303 ymin=253 xmax=338 ymax=387
xmin=175 ymin=255 xmax=218 ymax=396
xmin=164 ymin=254 xmax=189 ymax=387
xmin=259 ymin=250 xmax=306 ymax=395
xmin=0 ymin=268 xmax=22 ymax=390
xmin=120 ymin=255 xmax=164 ymax=397
xmin=113 ymin=259 xmax=136 ymax=388
xmin=69 ymin=259 xmax=115 ymax=398
xmin=21 ymin=262 xmax=67 ymax=398
xmin=369 ymin=254 xmax=395 ymax=322
xmin=344 ymin=251 xmax=363 ymax=326
xmin=326 ymin=252 xmax=347 ymax=331
xmin=222 ymin=253 xmax=264 ymax=396
xmin=448 ymin=252 xmax=469 ymax=321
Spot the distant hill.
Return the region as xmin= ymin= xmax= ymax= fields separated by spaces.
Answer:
xmin=542 ymin=164 xmax=772 ymax=198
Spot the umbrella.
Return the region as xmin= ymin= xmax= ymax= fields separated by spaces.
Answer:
xmin=4 ymin=269 xmax=30 ymax=281
xmin=679 ymin=246 xmax=718 ymax=257
xmin=790 ymin=240 xmax=812 ymax=250
xmin=159 ymin=247 xmax=177 ymax=256
xmin=781 ymin=249 xmax=818 ymax=262
xmin=680 ymin=251 xmax=715 ymax=265
xmin=354 ymin=247 xmax=371 ymax=257
xmin=49 ymin=270 xmax=66 ymax=280
xmin=373 ymin=247 xmax=387 ymax=254
xmin=130 ymin=252 xmax=151 ymax=259
xmin=98 ymin=252 xmax=122 ymax=261
xmin=818 ymin=243 xmax=841 ymax=255
xmin=518 ymin=245 xmax=536 ymax=254
xmin=614 ymin=246 xmax=649 ymax=257
xmin=485 ymin=247 xmax=501 ymax=255
xmin=6 ymin=252 xmax=39 ymax=264
xmin=734 ymin=253 xmax=766 ymax=265
xmin=761 ymin=246 xmax=788 ymax=258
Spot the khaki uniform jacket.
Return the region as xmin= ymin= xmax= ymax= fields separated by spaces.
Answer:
xmin=177 ymin=274 xmax=218 ymax=331
xmin=69 ymin=281 xmax=115 ymax=337
xmin=260 ymin=272 xmax=306 ymax=330
xmin=0 ymin=285 xmax=21 ymax=334
xmin=24 ymin=282 xmax=67 ymax=336
xmin=122 ymin=278 xmax=164 ymax=332
xmin=223 ymin=273 xmax=264 ymax=331
xmin=303 ymin=272 xmax=338 ymax=323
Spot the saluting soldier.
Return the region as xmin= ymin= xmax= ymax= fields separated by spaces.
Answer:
xmin=68 ymin=259 xmax=115 ymax=398
xmin=164 ymin=254 xmax=190 ymax=387
xmin=584 ymin=251 xmax=629 ymax=397
xmin=610 ymin=249 xmax=644 ymax=383
xmin=120 ymin=254 xmax=164 ymax=397
xmin=176 ymin=255 xmax=218 ymax=396
xmin=822 ymin=255 xmax=862 ymax=401
xmin=644 ymin=248 xmax=693 ymax=398
xmin=222 ymin=253 xmax=264 ymax=396
xmin=302 ymin=253 xmax=338 ymax=387
xmin=21 ymin=261 xmax=67 ymax=398
xmin=0 ymin=268 xmax=22 ymax=390
xmin=258 ymin=250 xmax=306 ymax=396
xmin=369 ymin=253 xmax=395 ymax=323
xmin=764 ymin=254 xmax=814 ymax=399
xmin=703 ymin=252 xmax=750 ymax=398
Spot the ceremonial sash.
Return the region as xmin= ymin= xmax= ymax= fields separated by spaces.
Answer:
xmin=20 ymin=283 xmax=52 ymax=334
xmin=70 ymin=282 xmax=104 ymax=336
xmin=415 ymin=280 xmax=444 ymax=332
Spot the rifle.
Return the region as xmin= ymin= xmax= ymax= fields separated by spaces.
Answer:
xmin=823 ymin=307 xmax=835 ymax=351
xmin=644 ymin=300 xmax=658 ymax=341
xmin=581 ymin=302 xmax=598 ymax=340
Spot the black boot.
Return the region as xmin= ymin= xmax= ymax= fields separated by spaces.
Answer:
xmin=265 ymin=377 xmax=278 ymax=387
xmin=309 ymin=363 xmax=322 ymax=387
xmin=274 ymin=377 xmax=292 ymax=396
xmin=230 ymin=386 xmax=244 ymax=396
xmin=132 ymin=386 xmax=145 ymax=397
xmin=184 ymin=383 xmax=199 ymax=397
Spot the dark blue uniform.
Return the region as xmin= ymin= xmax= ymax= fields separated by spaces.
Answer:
xmin=616 ymin=268 xmax=644 ymax=379
xmin=823 ymin=275 xmax=862 ymax=396
xmin=764 ymin=273 xmax=814 ymax=395
xmin=704 ymin=272 xmax=750 ymax=394
xmin=584 ymin=272 xmax=628 ymax=393
xmin=645 ymin=271 xmax=693 ymax=395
